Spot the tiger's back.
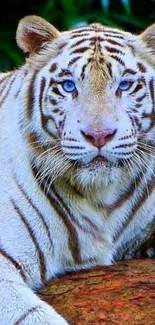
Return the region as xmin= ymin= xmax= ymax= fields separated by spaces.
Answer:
xmin=0 ymin=15 xmax=155 ymax=324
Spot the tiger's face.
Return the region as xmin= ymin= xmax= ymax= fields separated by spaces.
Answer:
xmin=17 ymin=17 xmax=155 ymax=189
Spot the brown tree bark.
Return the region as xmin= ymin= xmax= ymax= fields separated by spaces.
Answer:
xmin=39 ymin=259 xmax=155 ymax=324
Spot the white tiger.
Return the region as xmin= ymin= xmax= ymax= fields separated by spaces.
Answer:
xmin=0 ymin=15 xmax=155 ymax=324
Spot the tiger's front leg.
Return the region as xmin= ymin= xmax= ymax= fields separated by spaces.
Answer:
xmin=0 ymin=255 xmax=69 ymax=325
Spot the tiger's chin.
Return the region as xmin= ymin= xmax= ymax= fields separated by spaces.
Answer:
xmin=68 ymin=155 xmax=124 ymax=191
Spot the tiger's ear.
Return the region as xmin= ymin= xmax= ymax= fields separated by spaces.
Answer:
xmin=16 ymin=15 xmax=60 ymax=54
xmin=140 ymin=23 xmax=155 ymax=52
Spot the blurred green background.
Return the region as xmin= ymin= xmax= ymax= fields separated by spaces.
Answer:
xmin=0 ymin=0 xmax=155 ymax=71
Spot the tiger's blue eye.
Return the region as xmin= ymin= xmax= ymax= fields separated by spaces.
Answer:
xmin=62 ymin=80 xmax=75 ymax=92
xmin=119 ymin=80 xmax=132 ymax=91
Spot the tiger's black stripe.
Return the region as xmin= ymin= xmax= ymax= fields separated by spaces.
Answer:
xmin=11 ymin=199 xmax=47 ymax=283
xmin=68 ymin=56 xmax=81 ymax=66
xmin=103 ymin=33 xmax=124 ymax=40
xmin=38 ymin=77 xmax=59 ymax=137
xmin=13 ymin=174 xmax=54 ymax=254
xmin=114 ymin=170 xmax=155 ymax=243
xmin=0 ymin=74 xmax=17 ymax=107
xmin=110 ymin=55 xmax=125 ymax=66
xmin=105 ymin=46 xmax=125 ymax=55
xmin=26 ymin=70 xmax=38 ymax=120
xmin=0 ymin=248 xmax=26 ymax=280
xmin=129 ymin=84 xmax=143 ymax=95
xmin=70 ymin=33 xmax=90 ymax=39
xmin=104 ymin=170 xmax=144 ymax=213
xmin=47 ymin=186 xmax=82 ymax=265
xmin=31 ymin=163 xmax=82 ymax=264
xmin=14 ymin=306 xmax=41 ymax=325
xmin=70 ymin=39 xmax=87 ymax=49
xmin=70 ymin=47 xmax=89 ymax=55
xmin=149 ymin=78 xmax=155 ymax=127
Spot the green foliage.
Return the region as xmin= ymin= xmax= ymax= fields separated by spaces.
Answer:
xmin=0 ymin=0 xmax=155 ymax=71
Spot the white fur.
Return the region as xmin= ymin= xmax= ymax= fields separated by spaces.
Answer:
xmin=0 ymin=16 xmax=155 ymax=324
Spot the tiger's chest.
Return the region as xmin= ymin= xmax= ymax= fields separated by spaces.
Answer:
xmin=0 ymin=143 xmax=155 ymax=289
xmin=47 ymin=188 xmax=155 ymax=272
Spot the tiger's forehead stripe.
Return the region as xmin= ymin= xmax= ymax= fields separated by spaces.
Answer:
xmin=68 ymin=40 xmax=126 ymax=56
xmin=70 ymin=33 xmax=90 ymax=39
xmin=69 ymin=25 xmax=126 ymax=40
xmin=70 ymin=46 xmax=90 ymax=55
xmin=104 ymin=46 xmax=125 ymax=55
xmin=105 ymin=39 xmax=123 ymax=46
xmin=103 ymin=33 xmax=125 ymax=40
xmin=54 ymin=29 xmax=134 ymax=79
xmin=68 ymin=26 xmax=128 ymax=51
xmin=137 ymin=62 xmax=147 ymax=73
xmin=47 ymin=27 xmax=141 ymax=95
xmin=68 ymin=56 xmax=81 ymax=66
xmin=50 ymin=33 xmax=129 ymax=83
xmin=70 ymin=38 xmax=87 ymax=49
xmin=110 ymin=55 xmax=125 ymax=66
xmin=122 ymin=69 xmax=137 ymax=75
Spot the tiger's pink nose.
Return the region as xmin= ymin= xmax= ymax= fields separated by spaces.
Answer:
xmin=81 ymin=128 xmax=117 ymax=148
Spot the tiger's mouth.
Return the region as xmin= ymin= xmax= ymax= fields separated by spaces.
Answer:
xmin=90 ymin=155 xmax=111 ymax=167
xmin=87 ymin=156 xmax=114 ymax=173
xmin=73 ymin=154 xmax=132 ymax=173
xmin=75 ymin=155 xmax=115 ymax=170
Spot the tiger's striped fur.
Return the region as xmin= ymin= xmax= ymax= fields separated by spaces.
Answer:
xmin=0 ymin=15 xmax=155 ymax=324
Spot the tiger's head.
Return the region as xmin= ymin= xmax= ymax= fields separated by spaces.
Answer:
xmin=16 ymin=16 xmax=155 ymax=191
